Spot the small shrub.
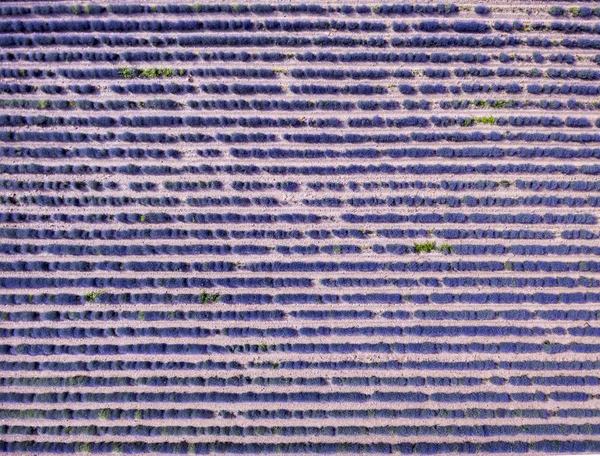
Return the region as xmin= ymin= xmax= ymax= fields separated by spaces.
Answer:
xmin=139 ymin=68 xmax=175 ymax=78
xmin=84 ymin=290 xmax=105 ymax=303
xmin=118 ymin=68 xmax=135 ymax=79
xmin=474 ymin=5 xmax=490 ymax=15
xmin=199 ymin=290 xmax=219 ymax=304
xmin=414 ymin=241 xmax=437 ymax=253
xmin=475 ymin=116 xmax=496 ymax=125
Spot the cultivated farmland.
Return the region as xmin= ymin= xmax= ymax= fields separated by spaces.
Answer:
xmin=3 ymin=0 xmax=600 ymax=454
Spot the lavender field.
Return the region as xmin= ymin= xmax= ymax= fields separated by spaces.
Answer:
xmin=3 ymin=0 xmax=600 ymax=454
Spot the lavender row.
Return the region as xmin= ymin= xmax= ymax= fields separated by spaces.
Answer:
xmin=4 ymin=259 xmax=600 ymax=273
xmin=5 ymin=374 xmax=600 ymax=388
xmin=5 ymin=178 xmax=600 ymax=194
xmin=6 ymin=308 xmax=600 ymax=322
xmin=0 ymin=389 xmax=595 ymax=403
xmin=11 ymin=130 xmax=600 ymax=144
xmin=6 ymin=242 xmax=600 ymax=256
xmin=4 ymin=19 xmax=525 ymax=35
xmin=244 ymin=407 xmax=600 ymax=420
xmin=0 ymin=277 xmax=312 ymax=289
xmin=322 ymin=276 xmax=600 ymax=288
xmin=6 ymin=164 xmax=600 ymax=176
xmin=230 ymin=146 xmax=600 ymax=160
xmin=0 ymin=407 xmax=572 ymax=421
xmin=1 ymin=324 xmax=597 ymax=339
xmin=303 ymin=195 xmax=600 ymax=208
xmin=9 ymin=259 xmax=600 ymax=273
xmin=26 ymin=18 xmax=600 ymax=36
xmin=0 ymin=3 xmax=461 ymax=18
xmin=5 ymin=178 xmax=600 ymax=192
xmin=5 ymin=358 xmax=600 ymax=373
xmin=0 ymin=227 xmax=563 ymax=241
xmin=3 ymin=310 xmax=285 ymax=322
xmin=0 ymin=212 xmax=321 ymax=224
xmin=7 ymin=34 xmax=600 ymax=50
xmin=7 ymin=423 xmax=600 ymax=438
xmin=3 ymin=291 xmax=598 ymax=305
xmin=2 ymin=50 xmax=579 ymax=65
xmin=5 ymin=195 xmax=280 ymax=208
xmin=0 ymin=146 xmax=182 ymax=159
xmin=10 ymin=193 xmax=600 ymax=208
xmin=12 ymin=98 xmax=600 ymax=113
xmin=6 ymin=114 xmax=600 ymax=129
xmin=6 ymin=440 xmax=600 ymax=455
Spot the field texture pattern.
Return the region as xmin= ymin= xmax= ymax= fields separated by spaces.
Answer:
xmin=4 ymin=0 xmax=600 ymax=454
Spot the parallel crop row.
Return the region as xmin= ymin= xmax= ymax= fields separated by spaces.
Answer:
xmin=2 ymin=2 xmax=600 ymax=454
xmin=5 ymin=308 xmax=600 ymax=322
xmin=3 ymin=292 xmax=600 ymax=305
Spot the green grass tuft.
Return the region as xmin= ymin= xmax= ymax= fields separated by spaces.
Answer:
xmin=413 ymin=242 xmax=438 ymax=254
xmin=199 ymin=290 xmax=220 ymax=304
xmin=83 ymin=290 xmax=105 ymax=303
